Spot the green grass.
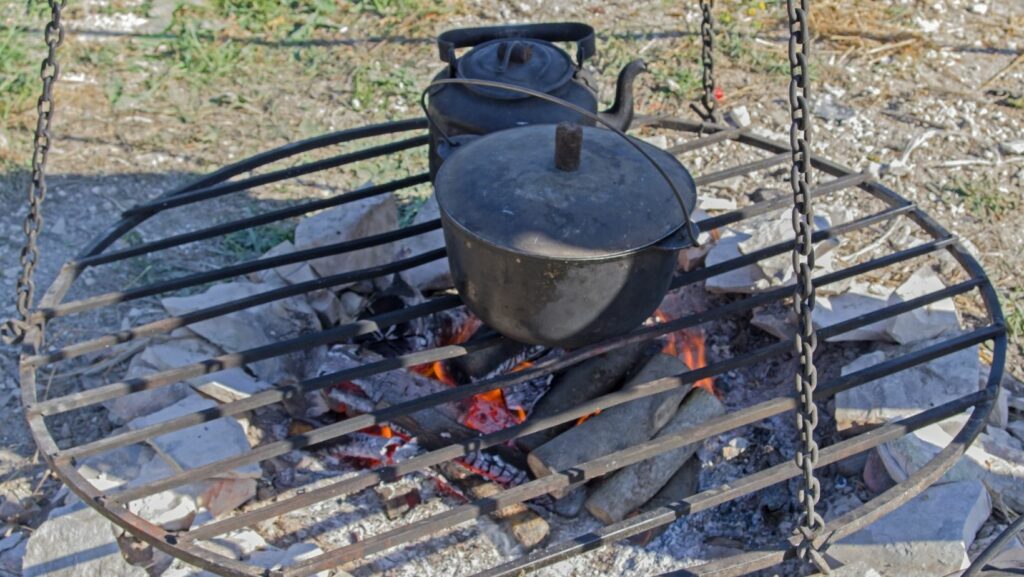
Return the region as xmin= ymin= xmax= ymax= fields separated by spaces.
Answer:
xmin=220 ymin=223 xmax=295 ymax=260
xmin=0 ymin=26 xmax=38 ymax=120
xmin=946 ymin=178 xmax=1017 ymax=220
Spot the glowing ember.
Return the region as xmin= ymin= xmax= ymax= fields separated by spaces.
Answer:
xmin=411 ymin=310 xmax=527 ymax=434
xmin=653 ymin=310 xmax=716 ymax=396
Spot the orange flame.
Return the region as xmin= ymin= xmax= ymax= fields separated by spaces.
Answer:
xmin=654 ymin=310 xmax=716 ymax=396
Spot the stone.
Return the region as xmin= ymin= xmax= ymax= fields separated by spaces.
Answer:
xmin=751 ymin=305 xmax=795 ymax=340
xmin=0 ymin=533 xmax=27 ymax=575
xmin=339 ymin=291 xmax=366 ymax=318
xmin=737 ymin=210 xmax=837 ymax=287
xmin=812 ymin=93 xmax=855 ymax=122
xmin=878 ymin=420 xmax=1024 ymax=513
xmin=704 ymin=229 xmax=770 ymax=294
xmin=22 ymin=498 xmax=148 ymax=577
xmin=395 ymin=195 xmax=451 ymax=292
xmin=698 ymin=196 xmax=737 ymax=211
xmin=125 ymin=455 xmax=200 ymax=531
xmin=248 ymin=240 xmax=307 ymax=284
xmin=885 ymin=267 xmax=961 ymax=345
xmin=815 ymin=282 xmax=893 ymax=342
xmin=294 ymin=192 xmax=398 ymax=282
xmin=190 ymin=371 xmax=272 ymax=403
xmin=1008 ymin=420 xmax=1024 ymax=443
xmin=863 ymin=449 xmax=896 ymax=494
xmin=1000 ymin=140 xmax=1024 ymax=156
xmin=0 ymin=532 xmax=24 ymax=555
xmin=162 ymin=282 xmax=323 ymax=384
xmin=722 ymin=436 xmax=749 ymax=460
xmin=725 ymin=105 xmax=751 ymax=128
xmin=128 ymin=394 xmax=260 ymax=479
xmin=248 ymin=543 xmax=330 ymax=577
xmin=104 ymin=352 xmax=193 ymax=425
xmin=834 ymin=335 xmax=980 ymax=434
xmin=827 ymin=480 xmax=990 ymax=576
xmin=77 ymin=443 xmax=154 ymax=490
xmin=677 ymin=207 xmax=716 ymax=272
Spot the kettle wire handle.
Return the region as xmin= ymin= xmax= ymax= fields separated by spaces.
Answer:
xmin=420 ymin=77 xmax=702 ymax=249
xmin=437 ymin=22 xmax=596 ymax=69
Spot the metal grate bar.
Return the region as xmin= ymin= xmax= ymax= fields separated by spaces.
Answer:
xmin=76 ymin=174 xmax=430 ymax=269
xmin=61 ymin=237 xmax=963 ymax=468
xmin=30 ymin=172 xmax=872 ymax=366
xmin=666 ymin=125 xmax=750 ymax=154
xmin=694 ymin=152 xmax=789 ymax=186
xmin=102 ymin=275 xmax=981 ymax=508
xmin=122 ymin=138 xmax=427 ymax=218
xmin=31 ymin=290 xmax=460 ymax=416
xmin=282 ymin=327 xmax=997 ymax=577
xmin=478 ymin=389 xmax=991 ymax=577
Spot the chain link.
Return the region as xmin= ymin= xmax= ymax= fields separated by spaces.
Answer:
xmin=1 ymin=0 xmax=65 ymax=346
xmin=787 ymin=0 xmax=829 ymax=573
xmin=695 ymin=0 xmax=721 ymax=123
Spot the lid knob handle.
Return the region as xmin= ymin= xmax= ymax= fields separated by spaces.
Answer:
xmin=496 ymin=41 xmax=533 ymax=66
xmin=554 ymin=122 xmax=583 ymax=172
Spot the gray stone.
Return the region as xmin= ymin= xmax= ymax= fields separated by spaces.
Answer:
xmin=737 ymin=210 xmax=837 ymax=287
xmin=77 ymin=443 xmax=154 ymax=490
xmin=248 ymin=543 xmax=330 ymax=576
xmin=813 ymin=93 xmax=855 ymax=122
xmin=190 ymin=370 xmax=272 ymax=403
xmin=22 ymin=499 xmax=148 ymax=577
xmin=128 ymin=394 xmax=260 ymax=479
xmin=828 ymin=480 xmax=990 ymax=577
xmin=294 ymin=191 xmax=398 ymax=282
xmin=834 ymin=335 xmax=980 ymax=434
xmin=704 ymin=229 xmax=770 ymax=294
xmin=395 ymin=196 xmax=451 ymax=292
xmin=1008 ymin=420 xmax=1024 ymax=443
xmin=885 ymin=267 xmax=961 ymax=344
xmin=815 ymin=282 xmax=892 ymax=342
xmin=878 ymin=421 xmax=1024 ymax=513
xmin=104 ymin=351 xmax=193 ymax=425
xmin=162 ymin=282 xmax=323 ymax=384
xmin=999 ymin=140 xmax=1024 ymax=156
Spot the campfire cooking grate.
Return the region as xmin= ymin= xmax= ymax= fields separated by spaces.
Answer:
xmin=16 ymin=116 xmax=1006 ymax=577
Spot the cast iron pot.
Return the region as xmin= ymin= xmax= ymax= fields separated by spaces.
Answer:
xmin=433 ymin=120 xmax=699 ymax=349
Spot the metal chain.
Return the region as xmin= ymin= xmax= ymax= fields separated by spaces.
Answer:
xmin=787 ymin=0 xmax=828 ymax=573
xmin=1 ymin=0 xmax=66 ymax=346
xmin=695 ymin=0 xmax=721 ymax=123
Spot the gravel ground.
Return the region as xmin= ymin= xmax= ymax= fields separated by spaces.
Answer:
xmin=0 ymin=0 xmax=1021 ymax=575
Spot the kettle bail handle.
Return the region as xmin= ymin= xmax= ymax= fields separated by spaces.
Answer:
xmin=421 ymin=78 xmax=702 ymax=248
xmin=437 ymin=22 xmax=596 ymax=71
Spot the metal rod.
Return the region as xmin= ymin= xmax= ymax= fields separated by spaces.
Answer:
xmin=122 ymin=138 xmax=426 ymax=218
xmin=282 ymin=327 xmax=998 ymax=577
xmin=75 ymin=174 xmax=430 ymax=268
xmin=482 ymin=389 xmax=990 ymax=577
xmin=30 ymin=173 xmax=874 ymax=367
xmin=77 ymin=119 xmax=428 ymax=261
xmin=103 ymin=278 xmax=984 ymax=507
xmin=694 ymin=152 xmax=789 ymax=186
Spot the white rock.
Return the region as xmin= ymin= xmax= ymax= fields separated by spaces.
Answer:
xmin=878 ymin=420 xmax=1024 ymax=513
xmin=834 ymin=336 xmax=979 ymax=433
xmin=294 ymin=192 xmax=398 ymax=282
xmin=704 ymin=228 xmax=770 ymax=294
xmin=725 ymin=105 xmax=750 ymax=128
xmin=815 ymin=282 xmax=893 ymax=342
xmin=77 ymin=443 xmax=154 ymax=490
xmin=249 ymin=542 xmax=330 ymax=576
xmin=828 ymin=480 xmax=990 ymax=576
xmin=128 ymin=394 xmax=260 ymax=479
xmin=104 ymin=351 xmax=193 ymax=425
xmin=248 ymin=240 xmax=307 ymax=284
xmin=22 ymin=499 xmax=148 ymax=577
xmin=641 ymin=134 xmax=668 ymax=149
xmin=1000 ymin=140 xmax=1024 ymax=156
xmin=969 ymin=3 xmax=989 ymax=15
xmin=885 ymin=267 xmax=961 ymax=344
xmin=697 ymin=196 xmax=737 ymax=211
xmin=0 ymin=532 xmax=24 ymax=554
xmin=395 ymin=195 xmax=451 ymax=292
xmin=339 ymin=291 xmax=366 ymax=318
xmin=737 ymin=210 xmax=837 ymax=287
xmin=983 ymin=425 xmax=1024 ymax=456
xmin=1008 ymin=420 xmax=1024 ymax=443
xmin=751 ymin=305 xmax=795 ymax=340
xmin=162 ymin=282 xmax=323 ymax=384
xmin=190 ymin=369 xmax=272 ymax=403
xmin=126 ymin=455 xmax=200 ymax=531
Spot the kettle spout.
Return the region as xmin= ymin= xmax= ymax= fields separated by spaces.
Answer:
xmin=598 ymin=58 xmax=646 ymax=132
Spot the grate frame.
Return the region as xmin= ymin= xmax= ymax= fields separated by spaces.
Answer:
xmin=17 ymin=116 xmax=1006 ymax=577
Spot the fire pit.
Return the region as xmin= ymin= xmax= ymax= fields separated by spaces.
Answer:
xmin=7 ymin=2 xmax=1012 ymax=577
xmin=14 ymin=113 xmax=1006 ymax=576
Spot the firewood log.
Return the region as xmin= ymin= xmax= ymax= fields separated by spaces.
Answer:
xmin=526 ymin=354 xmax=691 ymax=499
xmin=627 ymin=457 xmax=701 ymax=545
xmin=516 ymin=342 xmax=648 ymax=453
xmin=585 ymin=388 xmax=724 ymax=524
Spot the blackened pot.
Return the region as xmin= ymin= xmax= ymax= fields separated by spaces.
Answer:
xmin=434 ymin=123 xmax=697 ymax=348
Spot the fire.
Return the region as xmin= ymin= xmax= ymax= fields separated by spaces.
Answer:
xmin=653 ymin=310 xmax=716 ymax=396
xmin=411 ymin=311 xmax=525 ymax=434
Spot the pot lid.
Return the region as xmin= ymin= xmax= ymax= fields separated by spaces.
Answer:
xmin=435 ymin=124 xmax=698 ymax=259
xmin=456 ymin=38 xmax=575 ymax=100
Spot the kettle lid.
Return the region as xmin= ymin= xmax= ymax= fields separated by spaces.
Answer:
xmin=434 ymin=124 xmax=698 ymax=259
xmin=457 ymin=38 xmax=575 ymax=101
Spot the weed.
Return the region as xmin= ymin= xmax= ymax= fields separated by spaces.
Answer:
xmin=166 ymin=23 xmax=249 ymax=84
xmin=946 ymin=177 xmax=1017 ymax=220
xmin=220 ymin=223 xmax=295 ymax=260
xmin=0 ymin=26 xmax=37 ymax=119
